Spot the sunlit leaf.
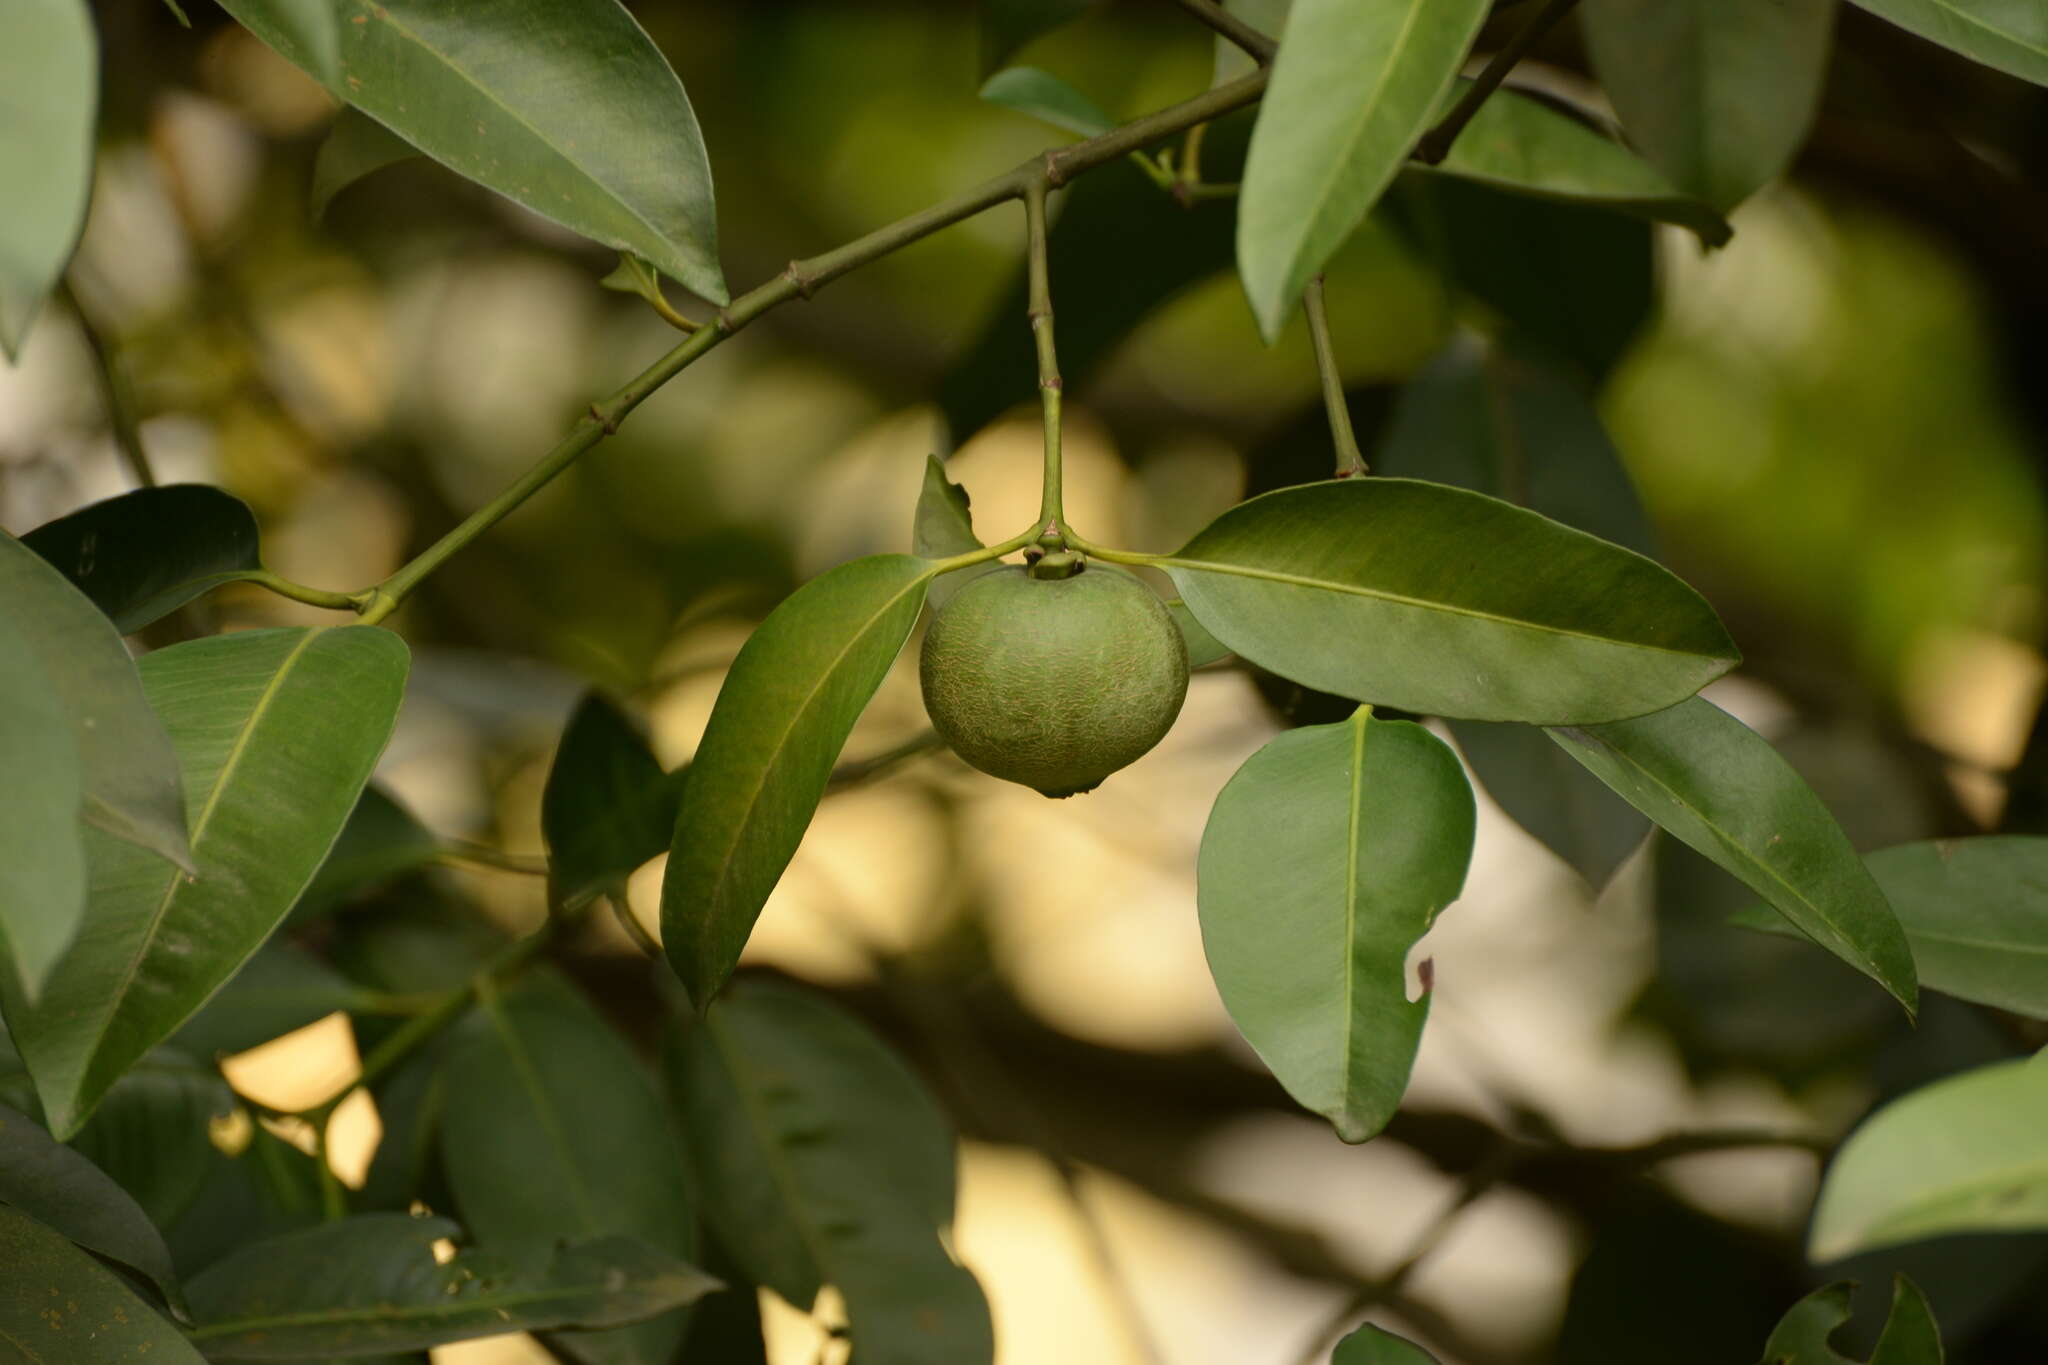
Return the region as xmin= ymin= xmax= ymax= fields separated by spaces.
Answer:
xmin=217 ymin=0 xmax=726 ymax=302
xmin=671 ymin=981 xmax=994 ymax=1365
xmin=1335 ymin=1323 xmax=1441 ymax=1364
xmin=1550 ymin=698 xmax=1917 ymax=1011
xmin=1162 ymin=479 xmax=1738 ymax=723
xmin=979 ymin=0 xmax=1095 ymax=74
xmin=23 ymin=484 xmax=263 ymax=633
xmin=1200 ymin=709 xmax=1474 ymax=1142
xmin=979 ymin=66 xmax=1115 ymax=139
xmin=0 ymin=531 xmax=190 ymax=873
xmin=310 ymin=105 xmax=417 ymax=217
xmin=661 ymin=555 xmax=932 ymax=1010
xmin=1844 ymin=0 xmax=2047 ymax=85
xmin=543 ymin=693 xmax=678 ymax=914
xmin=1582 ymin=0 xmax=1837 ymax=212
xmin=0 ymin=1101 xmax=185 ymax=1318
xmin=0 ymin=616 xmax=85 ymax=998
xmin=439 ymin=977 xmax=698 ymax=1365
xmin=1237 ymin=0 xmax=1490 ymax=339
xmin=185 ymin=1214 xmax=718 ymax=1358
xmin=0 ymin=1202 xmax=203 ymax=1362
xmin=0 ymin=626 xmax=408 ymax=1138
xmin=0 ymin=0 xmax=96 ymax=360
xmin=1757 ymin=1276 xmax=1944 ymax=1363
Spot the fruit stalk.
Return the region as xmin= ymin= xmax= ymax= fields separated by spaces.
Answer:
xmin=1025 ymin=179 xmax=1067 ymax=550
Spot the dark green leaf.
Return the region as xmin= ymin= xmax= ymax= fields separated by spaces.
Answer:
xmin=978 ymin=67 xmax=1114 ymax=139
xmin=543 ymin=693 xmax=677 ymax=914
xmin=1582 ymin=0 xmax=1837 ymax=212
xmin=1237 ymin=0 xmax=1491 ymax=339
xmin=1167 ymin=599 xmax=1233 ymax=669
xmin=1199 ymin=710 xmax=1473 ymax=1142
xmin=185 ymin=1214 xmax=719 ymax=1358
xmin=439 ymin=978 xmax=697 ymax=1365
xmin=1732 ymin=837 xmax=2048 ymax=1019
xmin=1377 ymin=333 xmax=1657 ymax=557
xmin=1810 ymin=1055 xmax=2048 ymax=1259
xmin=0 ymin=530 xmax=191 ymax=874
xmin=979 ymin=0 xmax=1094 ymax=75
xmin=1162 ymin=479 xmax=1738 ymax=723
xmin=0 ymin=0 xmax=96 ymax=360
xmin=1419 ymin=82 xmax=1731 ymax=243
xmin=0 ymin=615 xmax=86 ymax=998
xmin=0 ymin=1101 xmax=185 ymax=1318
xmin=164 ymin=1122 xmax=324 ymax=1276
xmin=662 ymin=555 xmax=933 ymax=1010
xmin=1844 ymin=0 xmax=2046 ymax=84
xmin=22 ymin=484 xmax=262 ymax=633
xmin=1756 ymin=1276 xmax=1944 ymax=1363
xmin=0 ymin=1202 xmax=203 ymax=1362
xmin=216 ymin=0 xmax=726 ymax=302
xmin=64 ymin=1049 xmax=236 ymax=1232
xmin=911 ymin=457 xmax=999 ymax=616
xmin=1549 ymin=697 xmax=1917 ymax=1011
xmin=310 ymin=105 xmax=417 ymax=218
xmin=296 ymin=784 xmax=439 ymax=921
xmin=672 ymin=982 xmax=993 ymax=1365
xmin=172 ymin=944 xmax=369 ymax=1060
xmin=1335 ymin=1323 xmax=1441 ymax=1364
xmin=1452 ymin=718 xmax=1647 ymax=888
xmin=0 ymin=626 xmax=408 ymax=1137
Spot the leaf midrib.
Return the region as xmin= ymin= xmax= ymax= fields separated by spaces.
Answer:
xmin=704 ymin=1012 xmax=832 ymax=1287
xmin=188 ymin=1273 xmax=673 ymax=1339
xmin=1337 ymin=710 xmax=1368 ymax=1126
xmin=478 ymin=994 xmax=605 ymax=1239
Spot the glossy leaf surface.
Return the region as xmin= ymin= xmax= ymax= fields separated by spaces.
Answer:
xmin=662 ymin=555 xmax=931 ymax=1010
xmin=543 ymin=693 xmax=677 ymax=914
xmin=978 ymin=67 xmax=1115 ymax=139
xmin=1335 ymin=1323 xmax=1441 ymax=1364
xmin=23 ymin=484 xmax=262 ymax=633
xmin=1163 ymin=479 xmax=1738 ymax=722
xmin=0 ymin=1202 xmax=203 ymax=1362
xmin=186 ymin=1214 xmax=718 ymax=1358
xmin=0 ymin=0 xmax=95 ymax=360
xmin=1237 ymin=0 xmax=1490 ymax=339
xmin=673 ymin=982 xmax=993 ymax=1365
xmin=1200 ymin=710 xmax=1473 ymax=1142
xmin=1582 ymin=0 xmax=1837 ymax=211
xmin=0 ymin=530 xmax=190 ymax=873
xmin=310 ymin=105 xmax=417 ymax=217
xmin=0 ymin=615 xmax=85 ymax=997
xmin=1810 ymin=1054 xmax=2048 ymax=1260
xmin=1550 ymin=697 xmax=1917 ymax=1011
xmin=0 ymin=626 xmax=408 ymax=1137
xmin=1844 ymin=0 xmax=2046 ymax=84
xmin=439 ymin=978 xmax=697 ymax=1365
xmin=216 ymin=0 xmax=726 ymax=302
xmin=1756 ymin=1276 xmax=1943 ymax=1363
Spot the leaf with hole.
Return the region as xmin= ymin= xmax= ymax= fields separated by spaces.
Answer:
xmin=24 ymin=484 xmax=263 ymax=633
xmin=0 ymin=626 xmax=407 ymax=1138
xmin=1237 ymin=0 xmax=1491 ymax=340
xmin=661 ymin=555 xmax=933 ymax=1011
xmin=1550 ymin=697 xmax=1916 ymax=1012
xmin=1162 ymin=478 xmax=1737 ymax=723
xmin=0 ymin=1202 xmax=203 ymax=1362
xmin=1756 ymin=1276 xmax=1944 ymax=1362
xmin=1200 ymin=709 xmax=1473 ymax=1142
xmin=671 ymin=981 xmax=993 ymax=1365
xmin=216 ymin=0 xmax=725 ymax=302
xmin=0 ymin=0 xmax=96 ymax=361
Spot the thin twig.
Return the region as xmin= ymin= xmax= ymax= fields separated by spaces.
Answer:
xmin=60 ymin=279 xmax=156 ymax=489
xmin=607 ymin=890 xmax=664 ymax=961
xmin=434 ymin=841 xmax=549 ymax=877
xmin=828 ymin=730 xmax=945 ymax=789
xmin=1302 ymin=276 xmax=1366 ymax=476
xmin=1413 ymin=0 xmax=1581 ymax=165
xmin=1168 ymin=0 xmax=1279 ymax=63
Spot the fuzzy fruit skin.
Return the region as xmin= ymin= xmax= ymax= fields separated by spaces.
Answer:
xmin=920 ymin=564 xmax=1190 ymax=797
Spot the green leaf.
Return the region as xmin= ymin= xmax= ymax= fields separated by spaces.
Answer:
xmin=0 ymin=0 xmax=96 ymax=361
xmin=1451 ymin=719 xmax=1647 ymax=888
xmin=671 ymin=981 xmax=993 ymax=1365
xmin=171 ymin=944 xmax=369 ymax=1060
xmin=1237 ymin=0 xmax=1491 ymax=340
xmin=439 ymin=978 xmax=697 ymax=1365
xmin=979 ymin=0 xmax=1095 ymax=74
xmin=597 ymin=252 xmax=670 ymax=311
xmin=1199 ymin=710 xmax=1473 ymax=1142
xmin=0 ymin=625 xmax=408 ymax=1138
xmin=1377 ymin=333 xmax=1658 ymax=558
xmin=1162 ymin=479 xmax=1738 ymax=723
xmin=1845 ymin=0 xmax=2046 ymax=85
xmin=216 ymin=0 xmax=726 ymax=303
xmin=0 ymin=1202 xmax=204 ymax=1362
xmin=310 ymin=105 xmax=417 ymax=218
xmin=0 ymin=530 xmax=190 ymax=873
xmin=1335 ymin=1323 xmax=1441 ymax=1364
xmin=185 ymin=1214 xmax=719 ymax=1358
xmin=296 ymin=784 xmax=439 ymax=920
xmin=1732 ymin=837 xmax=2048 ymax=1018
xmin=661 ymin=555 xmax=933 ymax=1010
xmin=1167 ymin=599 xmax=1233 ymax=669
xmin=1419 ymin=81 xmax=1731 ymax=244
xmin=543 ymin=693 xmax=678 ymax=914
xmin=52 ymin=1047 xmax=235 ymax=1232
xmin=1809 ymin=1054 xmax=2048 ymax=1260
xmin=23 ymin=484 xmax=263 ymax=633
xmin=978 ymin=66 xmax=1115 ymax=139
xmin=1581 ymin=0 xmax=1837 ymax=212
xmin=0 ymin=615 xmax=86 ymax=999
xmin=1549 ymin=697 xmax=1917 ymax=1011
xmin=1756 ymin=1276 xmax=1944 ymax=1363
xmin=0 ymin=1101 xmax=186 ymax=1318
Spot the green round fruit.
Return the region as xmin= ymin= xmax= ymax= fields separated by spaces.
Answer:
xmin=920 ymin=563 xmax=1190 ymax=798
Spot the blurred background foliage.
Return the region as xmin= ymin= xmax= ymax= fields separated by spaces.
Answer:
xmin=3 ymin=2 xmax=2047 ymax=1362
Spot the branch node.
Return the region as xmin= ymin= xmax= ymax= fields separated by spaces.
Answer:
xmin=587 ymin=403 xmax=620 ymax=436
xmin=782 ymin=260 xmax=818 ymax=300
xmin=1042 ymin=150 xmax=1068 ymax=189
